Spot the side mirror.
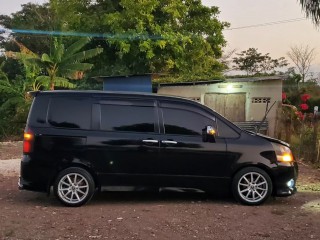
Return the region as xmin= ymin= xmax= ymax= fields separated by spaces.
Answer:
xmin=202 ymin=126 xmax=216 ymax=142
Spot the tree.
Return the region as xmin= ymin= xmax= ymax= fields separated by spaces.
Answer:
xmin=102 ymin=0 xmax=229 ymax=79
xmin=1 ymin=0 xmax=229 ymax=82
xmin=27 ymin=37 xmax=103 ymax=90
xmin=287 ymin=45 xmax=316 ymax=83
xmin=0 ymin=3 xmax=55 ymax=82
xmin=298 ymin=0 xmax=320 ymax=25
xmin=5 ymin=39 xmax=42 ymax=90
xmin=232 ymin=48 xmax=288 ymax=76
xmin=48 ymin=0 xmax=229 ymax=81
xmin=0 ymin=3 xmax=54 ymax=54
xmin=0 ymin=63 xmax=32 ymax=139
xmin=219 ymin=48 xmax=237 ymax=73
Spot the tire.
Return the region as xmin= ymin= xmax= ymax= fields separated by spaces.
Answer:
xmin=54 ymin=167 xmax=95 ymax=207
xmin=232 ymin=167 xmax=272 ymax=206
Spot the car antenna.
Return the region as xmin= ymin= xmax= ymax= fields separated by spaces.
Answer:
xmin=256 ymin=100 xmax=277 ymax=134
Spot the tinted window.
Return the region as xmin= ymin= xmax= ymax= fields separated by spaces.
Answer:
xmin=162 ymin=108 xmax=214 ymax=135
xmin=101 ymin=105 xmax=155 ymax=133
xmin=216 ymin=119 xmax=240 ymax=138
xmin=48 ymin=97 xmax=91 ymax=129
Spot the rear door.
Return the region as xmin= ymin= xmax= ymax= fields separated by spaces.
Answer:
xmin=86 ymin=98 xmax=160 ymax=186
xmin=156 ymin=101 xmax=227 ymax=188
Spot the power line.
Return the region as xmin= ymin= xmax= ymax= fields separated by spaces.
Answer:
xmin=0 ymin=17 xmax=308 ymax=39
xmin=0 ymin=28 xmax=163 ymax=39
xmin=226 ymin=18 xmax=307 ymax=30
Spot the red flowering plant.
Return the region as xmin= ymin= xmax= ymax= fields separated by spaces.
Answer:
xmin=301 ymin=94 xmax=311 ymax=103
xmin=282 ymin=92 xmax=287 ymax=103
xmin=299 ymin=103 xmax=309 ymax=111
xmin=295 ymin=111 xmax=304 ymax=121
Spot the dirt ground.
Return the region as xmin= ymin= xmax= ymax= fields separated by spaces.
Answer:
xmin=0 ymin=142 xmax=320 ymax=240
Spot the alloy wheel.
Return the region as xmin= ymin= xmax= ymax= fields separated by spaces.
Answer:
xmin=57 ymin=173 xmax=90 ymax=204
xmin=237 ymin=172 xmax=268 ymax=203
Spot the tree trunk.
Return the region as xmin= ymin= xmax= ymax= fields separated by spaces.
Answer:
xmin=49 ymin=75 xmax=54 ymax=90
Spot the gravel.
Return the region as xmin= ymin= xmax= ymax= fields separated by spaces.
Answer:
xmin=0 ymin=159 xmax=20 ymax=177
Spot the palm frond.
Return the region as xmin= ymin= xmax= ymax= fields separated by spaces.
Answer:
xmin=63 ymin=37 xmax=91 ymax=57
xmin=0 ymin=97 xmax=25 ymax=112
xmin=26 ymin=57 xmax=44 ymax=67
xmin=60 ymin=63 xmax=94 ymax=72
xmin=36 ymin=76 xmax=51 ymax=88
xmin=62 ymin=48 xmax=103 ymax=63
xmin=0 ymin=80 xmax=20 ymax=96
xmin=54 ymin=77 xmax=76 ymax=88
xmin=41 ymin=53 xmax=54 ymax=63
xmin=299 ymin=0 xmax=320 ymax=24
xmin=53 ymin=40 xmax=65 ymax=63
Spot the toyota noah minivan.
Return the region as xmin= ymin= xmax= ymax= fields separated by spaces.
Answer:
xmin=19 ymin=90 xmax=298 ymax=207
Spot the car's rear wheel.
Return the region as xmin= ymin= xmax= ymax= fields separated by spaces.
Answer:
xmin=232 ymin=167 xmax=272 ymax=205
xmin=54 ymin=167 xmax=95 ymax=207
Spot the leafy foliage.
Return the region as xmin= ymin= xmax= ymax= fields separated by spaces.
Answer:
xmin=46 ymin=0 xmax=229 ymax=81
xmin=101 ymin=0 xmax=228 ymax=79
xmin=0 ymin=64 xmax=31 ymax=140
xmin=0 ymin=3 xmax=54 ymax=54
xmin=26 ymin=37 xmax=103 ymax=90
xmin=1 ymin=0 xmax=229 ymax=82
xmin=232 ymin=48 xmax=288 ymax=76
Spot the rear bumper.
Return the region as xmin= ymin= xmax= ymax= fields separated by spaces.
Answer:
xmin=19 ymin=155 xmax=54 ymax=193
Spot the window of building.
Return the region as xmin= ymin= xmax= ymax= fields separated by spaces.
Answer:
xmin=252 ymin=97 xmax=271 ymax=103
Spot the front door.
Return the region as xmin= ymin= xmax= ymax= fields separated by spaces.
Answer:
xmin=156 ymin=101 xmax=227 ymax=188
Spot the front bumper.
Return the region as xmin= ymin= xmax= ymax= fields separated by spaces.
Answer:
xmin=273 ymin=162 xmax=298 ymax=197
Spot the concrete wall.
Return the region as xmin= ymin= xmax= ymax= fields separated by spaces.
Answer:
xmin=157 ymin=79 xmax=282 ymax=137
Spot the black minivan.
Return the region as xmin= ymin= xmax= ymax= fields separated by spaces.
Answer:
xmin=19 ymin=90 xmax=298 ymax=207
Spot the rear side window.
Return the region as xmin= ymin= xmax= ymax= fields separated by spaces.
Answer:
xmin=100 ymin=105 xmax=155 ymax=133
xmin=48 ymin=97 xmax=91 ymax=129
xmin=162 ymin=108 xmax=214 ymax=136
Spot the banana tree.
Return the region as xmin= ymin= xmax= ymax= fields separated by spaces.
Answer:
xmin=28 ymin=37 xmax=103 ymax=90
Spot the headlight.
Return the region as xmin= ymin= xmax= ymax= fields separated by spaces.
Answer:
xmin=271 ymin=142 xmax=294 ymax=163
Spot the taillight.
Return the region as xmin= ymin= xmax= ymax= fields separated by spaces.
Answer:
xmin=23 ymin=132 xmax=34 ymax=154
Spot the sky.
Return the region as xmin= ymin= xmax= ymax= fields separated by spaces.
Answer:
xmin=2 ymin=0 xmax=320 ymax=74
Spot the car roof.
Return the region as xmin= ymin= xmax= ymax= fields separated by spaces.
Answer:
xmin=29 ymin=90 xmax=197 ymax=104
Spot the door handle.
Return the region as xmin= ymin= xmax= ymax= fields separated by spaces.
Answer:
xmin=142 ymin=139 xmax=159 ymax=144
xmin=161 ymin=140 xmax=178 ymax=144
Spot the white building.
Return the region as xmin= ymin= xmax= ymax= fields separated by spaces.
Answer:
xmin=157 ymin=76 xmax=284 ymax=137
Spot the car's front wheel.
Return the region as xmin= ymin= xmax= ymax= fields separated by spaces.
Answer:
xmin=54 ymin=167 xmax=95 ymax=207
xmin=232 ymin=167 xmax=272 ymax=205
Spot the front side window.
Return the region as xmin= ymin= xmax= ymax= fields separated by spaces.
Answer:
xmin=100 ymin=105 xmax=155 ymax=133
xmin=48 ymin=97 xmax=91 ymax=129
xmin=216 ymin=119 xmax=240 ymax=138
xmin=162 ymin=108 xmax=214 ymax=136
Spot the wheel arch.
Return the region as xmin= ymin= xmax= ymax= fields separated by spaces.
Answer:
xmin=231 ymin=163 xmax=275 ymax=193
xmin=48 ymin=163 xmax=101 ymax=193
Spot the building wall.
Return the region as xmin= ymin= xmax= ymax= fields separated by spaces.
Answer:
xmin=157 ymin=79 xmax=282 ymax=137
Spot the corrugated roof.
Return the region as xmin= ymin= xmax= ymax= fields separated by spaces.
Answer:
xmin=156 ymin=75 xmax=286 ymax=87
xmin=157 ymin=79 xmax=224 ymax=86
xmin=226 ymin=75 xmax=286 ymax=83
